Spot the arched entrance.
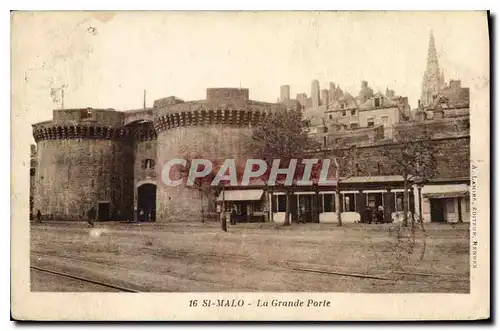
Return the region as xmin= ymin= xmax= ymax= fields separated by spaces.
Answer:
xmin=137 ymin=183 xmax=156 ymax=222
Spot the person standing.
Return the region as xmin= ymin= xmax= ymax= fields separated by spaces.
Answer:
xmin=36 ymin=210 xmax=42 ymax=223
xmin=299 ymin=203 xmax=306 ymax=223
xmin=364 ymin=206 xmax=372 ymax=224
xmin=230 ymin=206 xmax=237 ymax=225
xmin=377 ymin=205 xmax=385 ymax=224
xmin=87 ymin=206 xmax=96 ymax=228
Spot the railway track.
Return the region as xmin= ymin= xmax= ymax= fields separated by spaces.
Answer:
xmin=32 ymin=249 xmax=468 ymax=289
xmin=31 ymin=251 xmax=259 ymax=291
xmin=30 ymin=265 xmax=140 ymax=293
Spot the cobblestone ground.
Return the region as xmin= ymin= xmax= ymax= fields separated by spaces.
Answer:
xmin=30 ymin=221 xmax=470 ymax=292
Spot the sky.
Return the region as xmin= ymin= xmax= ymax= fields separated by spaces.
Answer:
xmin=12 ymin=11 xmax=489 ymax=125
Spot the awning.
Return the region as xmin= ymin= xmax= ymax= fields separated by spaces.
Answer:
xmin=423 ymin=191 xmax=469 ymax=199
xmin=341 ymin=175 xmax=405 ymax=183
xmin=217 ymin=189 xmax=264 ymax=202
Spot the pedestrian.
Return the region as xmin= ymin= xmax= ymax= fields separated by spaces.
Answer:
xmin=377 ymin=205 xmax=385 ymax=224
xmin=87 ymin=206 xmax=96 ymax=228
xmin=299 ymin=204 xmax=306 ymax=223
xmin=230 ymin=206 xmax=237 ymax=225
xmin=36 ymin=209 xmax=42 ymax=223
xmin=364 ymin=206 xmax=372 ymax=224
xmin=139 ymin=209 xmax=145 ymax=222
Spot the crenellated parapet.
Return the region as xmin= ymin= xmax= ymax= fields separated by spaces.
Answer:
xmin=130 ymin=122 xmax=157 ymax=141
xmin=32 ymin=123 xmax=132 ymax=142
xmin=153 ymin=101 xmax=284 ymax=133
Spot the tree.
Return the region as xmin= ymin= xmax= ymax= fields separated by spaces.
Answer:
xmin=327 ymin=140 xmax=360 ymax=227
xmin=381 ymin=129 xmax=438 ymax=228
xmin=244 ymin=109 xmax=320 ymax=226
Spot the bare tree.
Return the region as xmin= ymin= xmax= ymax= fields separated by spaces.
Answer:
xmin=244 ymin=109 xmax=320 ymax=226
xmin=381 ymin=129 xmax=438 ymax=227
xmin=329 ymin=142 xmax=360 ymax=227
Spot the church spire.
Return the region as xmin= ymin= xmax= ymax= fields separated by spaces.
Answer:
xmin=420 ymin=30 xmax=442 ymax=107
xmin=427 ymin=30 xmax=439 ymax=68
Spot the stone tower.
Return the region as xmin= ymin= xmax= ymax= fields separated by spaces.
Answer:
xmin=280 ymin=85 xmax=290 ymax=102
xmin=311 ymin=80 xmax=320 ymax=108
xmin=421 ymin=30 xmax=445 ymax=107
xmin=320 ymin=89 xmax=329 ymax=106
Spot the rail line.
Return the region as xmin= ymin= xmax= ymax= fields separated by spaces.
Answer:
xmin=30 ymin=265 xmax=140 ymax=293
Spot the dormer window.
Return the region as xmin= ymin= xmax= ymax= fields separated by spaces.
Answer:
xmin=351 ymin=109 xmax=356 ymax=116
xmin=374 ymin=98 xmax=381 ymax=107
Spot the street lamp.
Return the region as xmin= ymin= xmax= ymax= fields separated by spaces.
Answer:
xmin=220 ymin=183 xmax=227 ymax=232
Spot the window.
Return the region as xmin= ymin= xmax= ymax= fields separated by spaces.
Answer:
xmin=323 ymin=137 xmax=327 ymax=148
xmin=350 ymin=123 xmax=359 ymax=129
xmin=341 ymin=104 xmax=345 ymax=109
xmin=381 ymin=116 xmax=389 ymax=126
xmin=322 ymin=193 xmax=335 ymax=213
xmin=343 ymin=193 xmax=356 ymax=212
xmin=351 ymin=109 xmax=356 ymax=116
xmin=374 ymin=98 xmax=381 ymax=107
xmin=445 ymin=198 xmax=455 ymax=213
xmin=367 ymin=195 xmax=377 ymax=208
xmin=329 ymin=115 xmax=333 ymax=120
xmin=367 ymin=117 xmax=375 ymax=127
xmin=142 ymin=159 xmax=155 ymax=169
xmin=277 ymin=195 xmax=286 ymax=212
xmin=342 ymin=110 xmax=346 ymax=116
xmin=30 ymin=168 xmax=35 ymax=176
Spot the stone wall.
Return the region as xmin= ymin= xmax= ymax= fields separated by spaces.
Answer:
xmin=206 ymin=88 xmax=249 ymax=103
xmin=155 ymin=125 xmax=252 ymax=222
xmin=314 ymin=136 xmax=470 ymax=180
xmin=133 ymin=135 xmax=158 ymax=209
xmin=53 ymin=108 xmax=123 ymax=127
xmin=33 ymin=137 xmax=134 ymax=221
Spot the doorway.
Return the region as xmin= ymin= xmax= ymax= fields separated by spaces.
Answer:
xmin=430 ymin=198 xmax=445 ymax=222
xmin=297 ymin=194 xmax=313 ymax=223
xmin=98 ymin=202 xmax=110 ymax=221
xmin=138 ymin=183 xmax=156 ymax=222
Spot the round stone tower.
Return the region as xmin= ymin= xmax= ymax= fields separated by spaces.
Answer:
xmin=32 ymin=108 xmax=134 ymax=221
xmin=153 ymin=88 xmax=284 ymax=222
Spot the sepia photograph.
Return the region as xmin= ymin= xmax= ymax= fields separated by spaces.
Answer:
xmin=11 ymin=10 xmax=490 ymax=320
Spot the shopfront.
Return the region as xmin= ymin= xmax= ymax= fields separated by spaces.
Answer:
xmin=216 ymin=189 xmax=267 ymax=223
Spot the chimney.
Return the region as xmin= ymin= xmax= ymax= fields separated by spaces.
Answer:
xmin=320 ymin=89 xmax=329 ymax=106
xmin=311 ymin=80 xmax=320 ymax=108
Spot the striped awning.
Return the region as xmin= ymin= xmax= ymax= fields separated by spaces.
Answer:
xmin=217 ymin=189 xmax=264 ymax=202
